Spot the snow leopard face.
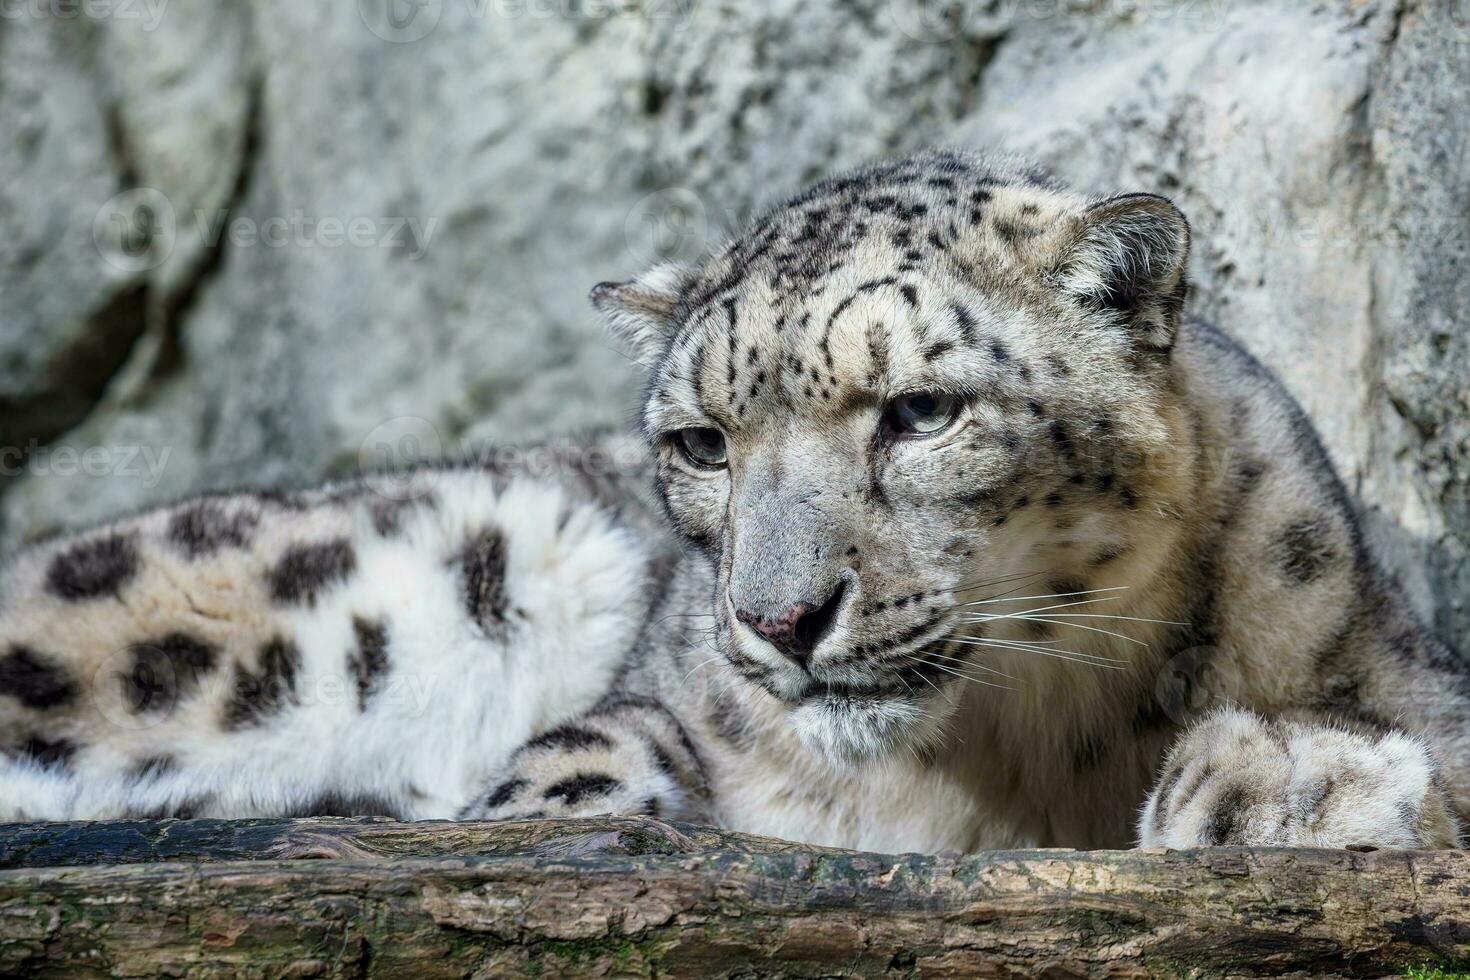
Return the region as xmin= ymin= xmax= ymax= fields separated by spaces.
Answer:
xmin=594 ymin=151 xmax=1191 ymax=762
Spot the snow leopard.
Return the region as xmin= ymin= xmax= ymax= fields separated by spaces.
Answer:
xmin=2 ymin=150 xmax=1465 ymax=852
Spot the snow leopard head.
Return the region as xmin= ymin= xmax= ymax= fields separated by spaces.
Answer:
xmin=594 ymin=150 xmax=1191 ymax=763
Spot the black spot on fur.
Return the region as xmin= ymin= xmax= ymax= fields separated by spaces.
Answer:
xmin=646 ymin=739 xmax=679 ymax=778
xmin=1234 ymin=458 xmax=1267 ymax=494
xmin=286 ymin=792 xmax=400 ymax=819
xmin=1314 ymin=673 xmax=1393 ymax=730
xmin=993 ymin=217 xmax=1040 ymax=243
xmin=224 ymin=637 xmax=300 ymax=729
xmin=124 ymin=634 xmax=219 ymax=714
xmin=484 ymin=778 xmax=528 ymax=810
xmin=1204 ymin=785 xmax=1247 ymax=845
xmin=0 ymin=646 xmax=78 ymax=710
xmin=46 ymin=533 xmax=139 ymax=600
xmin=131 ymin=755 xmax=177 ymax=781
xmin=544 ymin=773 xmax=622 ymax=808
xmin=1273 ymin=516 xmax=1337 ymax=585
xmin=368 ymin=498 xmax=412 ymax=537
xmin=924 ymin=340 xmax=954 ymax=361
xmin=460 ymin=527 xmax=511 ymax=637
xmin=17 ymin=735 xmax=76 ymax=771
xmin=1048 ymin=420 xmax=1075 ymax=458
xmin=950 ymin=303 xmax=978 ymax=345
xmin=709 ymin=695 xmax=753 ymax=749
xmin=348 ymin=617 xmax=390 ymax=711
xmin=1048 ymin=577 xmax=1086 ymax=599
xmin=1150 ymin=761 xmax=1187 ymax=831
xmin=168 ymin=502 xmax=257 ymax=558
xmin=1045 ymin=354 xmax=1073 ymax=377
xmin=1302 ymin=776 xmax=1337 ymax=820
xmin=1089 ymin=544 xmax=1131 ymax=568
xmin=525 ymin=726 xmax=614 ymax=753
xmin=269 ymin=539 xmax=356 ymax=605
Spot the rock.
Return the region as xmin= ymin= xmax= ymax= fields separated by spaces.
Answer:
xmin=0 ymin=0 xmax=1463 ymax=653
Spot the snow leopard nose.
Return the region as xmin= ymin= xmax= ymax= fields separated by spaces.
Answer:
xmin=735 ymin=580 xmax=847 ymax=667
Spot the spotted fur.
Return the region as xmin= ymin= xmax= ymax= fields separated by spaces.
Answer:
xmin=2 ymin=152 xmax=1464 ymax=852
xmin=0 ymin=460 xmax=659 ymax=820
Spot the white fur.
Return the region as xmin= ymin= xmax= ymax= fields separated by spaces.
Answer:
xmin=0 ymin=472 xmax=649 ymax=820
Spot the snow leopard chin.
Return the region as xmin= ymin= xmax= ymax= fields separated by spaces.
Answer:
xmin=786 ymin=685 xmax=960 ymax=767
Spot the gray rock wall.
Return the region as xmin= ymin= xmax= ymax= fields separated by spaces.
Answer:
xmin=0 ymin=0 xmax=1464 ymax=652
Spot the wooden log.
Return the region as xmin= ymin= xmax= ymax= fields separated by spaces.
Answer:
xmin=0 ymin=815 xmax=820 ymax=870
xmin=1 ymin=817 xmax=1467 ymax=978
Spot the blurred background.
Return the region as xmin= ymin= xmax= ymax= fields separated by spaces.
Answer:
xmin=0 ymin=0 xmax=1465 ymax=655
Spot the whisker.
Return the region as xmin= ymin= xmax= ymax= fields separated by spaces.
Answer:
xmin=918 ymin=650 xmax=1018 ymax=680
xmin=957 ymin=587 xmax=1129 ymax=608
xmin=912 ymin=657 xmax=1018 ymax=691
xmin=950 ymin=624 xmax=1071 ymax=644
xmin=949 ymin=570 xmax=1046 ymax=595
xmin=915 ymin=670 xmax=946 ymax=699
xmin=951 ymin=574 xmax=1057 ymax=605
xmin=961 ymin=633 xmax=1126 ymax=661
xmin=961 ymin=612 xmax=1148 ymax=647
xmin=949 ymin=636 xmax=1128 ymax=669
xmin=1023 ymin=613 xmax=1190 ymax=627
xmin=681 ymin=656 xmax=725 ymax=686
xmin=984 ymin=595 xmax=1128 ymax=618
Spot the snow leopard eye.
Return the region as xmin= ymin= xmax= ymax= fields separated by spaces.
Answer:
xmin=883 ymin=392 xmax=960 ymax=438
xmin=674 ymin=427 xmax=728 ymax=469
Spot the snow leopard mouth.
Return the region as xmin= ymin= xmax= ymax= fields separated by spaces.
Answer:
xmin=796 ymin=682 xmax=907 ymax=704
xmin=787 ymin=677 xmax=952 ymax=763
xmin=792 ymin=646 xmax=955 ymax=704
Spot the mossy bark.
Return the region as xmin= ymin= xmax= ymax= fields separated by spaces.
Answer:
xmin=0 ymin=816 xmax=1466 ymax=977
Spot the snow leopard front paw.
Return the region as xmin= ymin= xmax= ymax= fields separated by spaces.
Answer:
xmin=1140 ymin=708 xmax=1460 ymax=849
xmin=460 ymin=696 xmax=707 ymax=822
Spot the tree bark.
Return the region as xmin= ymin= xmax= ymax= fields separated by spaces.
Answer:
xmin=0 ymin=816 xmax=1465 ymax=978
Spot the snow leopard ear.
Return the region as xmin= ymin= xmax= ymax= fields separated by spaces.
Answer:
xmin=590 ymin=261 xmax=697 ymax=367
xmin=1058 ymin=193 xmax=1191 ymax=353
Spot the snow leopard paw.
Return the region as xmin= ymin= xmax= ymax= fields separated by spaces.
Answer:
xmin=460 ymin=696 xmax=707 ymax=822
xmin=1140 ymin=707 xmax=1460 ymax=849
